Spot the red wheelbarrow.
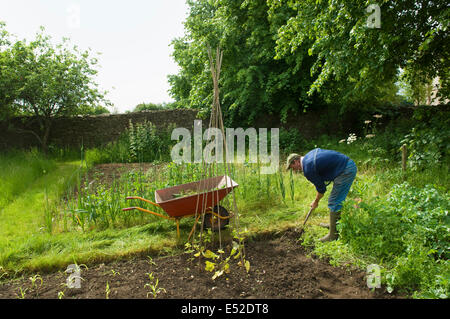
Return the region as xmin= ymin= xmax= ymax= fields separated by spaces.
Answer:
xmin=122 ymin=175 xmax=238 ymax=238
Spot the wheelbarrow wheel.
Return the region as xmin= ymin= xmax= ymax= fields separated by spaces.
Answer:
xmin=204 ymin=205 xmax=230 ymax=231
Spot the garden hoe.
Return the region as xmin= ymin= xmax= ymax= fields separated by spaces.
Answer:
xmin=297 ymin=206 xmax=315 ymax=237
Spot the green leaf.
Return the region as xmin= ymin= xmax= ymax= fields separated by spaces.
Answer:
xmin=205 ymin=261 xmax=215 ymax=272
xmin=203 ymin=249 xmax=219 ymax=259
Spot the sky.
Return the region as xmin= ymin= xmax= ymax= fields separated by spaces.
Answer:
xmin=0 ymin=0 xmax=189 ymax=113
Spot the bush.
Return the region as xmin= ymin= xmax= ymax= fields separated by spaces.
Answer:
xmin=84 ymin=134 xmax=130 ymax=166
xmin=84 ymin=121 xmax=176 ymax=165
xmin=128 ymin=120 xmax=175 ymax=163
xmin=278 ymin=128 xmax=308 ymax=154
xmin=339 ymin=182 xmax=449 ymax=296
xmin=401 ymin=106 xmax=450 ymax=170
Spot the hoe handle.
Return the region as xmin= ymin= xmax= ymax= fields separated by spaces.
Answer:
xmin=298 ymin=207 xmax=315 ymax=236
xmin=302 ymin=207 xmax=315 ymax=227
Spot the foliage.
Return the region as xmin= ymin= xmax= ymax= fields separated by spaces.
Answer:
xmin=339 ymin=182 xmax=449 ymax=296
xmin=398 ymin=68 xmax=435 ymax=105
xmin=401 ymin=106 xmax=450 ymax=170
xmin=85 ymin=106 xmax=110 ymax=115
xmin=0 ymin=23 xmax=109 ymax=153
xmin=84 ymin=121 xmax=176 ymax=165
xmin=169 ymin=0 xmax=448 ymax=123
xmin=133 ymin=102 xmax=175 ymax=112
xmin=268 ymin=0 xmax=449 ymax=106
xmin=128 ymin=120 xmax=175 ymax=163
xmin=278 ymin=128 xmax=307 ymax=155
xmin=168 ymin=0 xmax=323 ymax=126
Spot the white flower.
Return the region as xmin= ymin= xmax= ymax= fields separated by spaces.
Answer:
xmin=346 ymin=133 xmax=357 ymax=144
xmin=364 ymin=120 xmax=371 ymax=124
xmin=365 ymin=134 xmax=375 ymax=138
xmin=339 ymin=139 xmax=346 ymax=144
xmin=373 ymin=114 xmax=382 ymax=119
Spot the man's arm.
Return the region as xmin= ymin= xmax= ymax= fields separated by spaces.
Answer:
xmin=311 ymin=192 xmax=324 ymax=209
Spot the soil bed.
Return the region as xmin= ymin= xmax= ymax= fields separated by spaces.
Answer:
xmin=0 ymin=229 xmax=399 ymax=299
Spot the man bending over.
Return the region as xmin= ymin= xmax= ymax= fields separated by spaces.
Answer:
xmin=286 ymin=149 xmax=357 ymax=242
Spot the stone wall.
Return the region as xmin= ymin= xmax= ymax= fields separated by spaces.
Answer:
xmin=0 ymin=109 xmax=203 ymax=150
xmin=0 ymin=106 xmax=408 ymax=151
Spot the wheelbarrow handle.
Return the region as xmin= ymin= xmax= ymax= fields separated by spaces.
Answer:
xmin=126 ymin=196 xmax=160 ymax=207
xmin=122 ymin=206 xmax=172 ymax=220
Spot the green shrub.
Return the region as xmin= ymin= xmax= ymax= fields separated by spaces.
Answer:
xmin=278 ymin=128 xmax=307 ymax=154
xmin=339 ymin=182 xmax=449 ymax=296
xmin=128 ymin=120 xmax=174 ymax=162
xmin=401 ymin=107 xmax=450 ymax=170
xmin=84 ymin=121 xmax=176 ymax=165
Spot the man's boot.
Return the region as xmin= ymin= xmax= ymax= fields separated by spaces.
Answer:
xmin=319 ymin=211 xmax=341 ymax=229
xmin=319 ymin=211 xmax=340 ymax=242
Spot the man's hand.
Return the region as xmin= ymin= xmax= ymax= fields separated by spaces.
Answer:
xmin=311 ymin=192 xmax=324 ymax=210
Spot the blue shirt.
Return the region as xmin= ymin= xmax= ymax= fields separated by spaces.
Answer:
xmin=302 ymin=148 xmax=349 ymax=194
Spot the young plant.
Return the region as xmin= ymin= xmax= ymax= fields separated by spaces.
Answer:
xmin=0 ymin=266 xmax=8 ymax=280
xmin=144 ymin=272 xmax=166 ymax=299
xmin=146 ymin=256 xmax=156 ymax=266
xmin=110 ymin=269 xmax=120 ymax=277
xmin=105 ymin=281 xmax=111 ymax=299
xmin=145 ymin=278 xmax=166 ymax=299
xmin=29 ymin=274 xmax=43 ymax=289
xmin=17 ymin=287 xmax=28 ymax=299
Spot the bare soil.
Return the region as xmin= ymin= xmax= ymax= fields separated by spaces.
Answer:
xmin=0 ymin=229 xmax=399 ymax=299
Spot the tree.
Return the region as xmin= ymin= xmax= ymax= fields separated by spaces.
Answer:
xmin=168 ymin=0 xmax=324 ymax=126
xmin=86 ymin=105 xmax=111 ymax=115
xmin=133 ymin=102 xmax=175 ymax=112
xmin=268 ymin=0 xmax=449 ymax=107
xmin=0 ymin=22 xmax=18 ymax=121
xmin=1 ymin=25 xmax=110 ymax=153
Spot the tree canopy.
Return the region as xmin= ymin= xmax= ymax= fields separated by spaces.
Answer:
xmin=168 ymin=0 xmax=449 ymax=125
xmin=168 ymin=0 xmax=325 ymax=126
xmin=0 ymin=23 xmax=110 ymax=152
xmin=269 ymin=0 xmax=449 ymax=105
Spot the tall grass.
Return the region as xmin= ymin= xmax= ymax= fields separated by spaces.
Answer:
xmin=57 ymin=160 xmax=307 ymax=233
xmin=0 ymin=149 xmax=56 ymax=209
